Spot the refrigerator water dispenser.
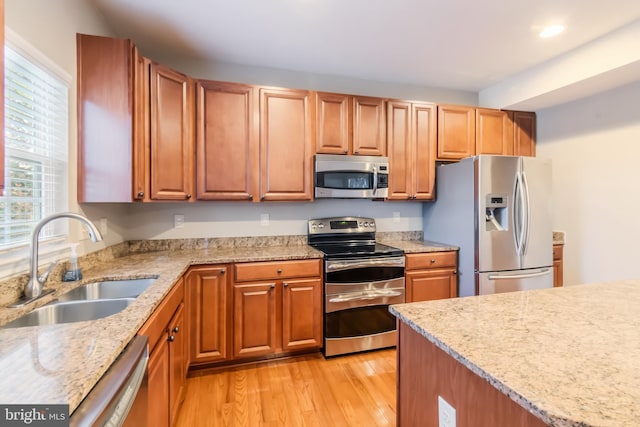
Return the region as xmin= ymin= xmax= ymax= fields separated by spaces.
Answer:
xmin=485 ymin=193 xmax=508 ymax=231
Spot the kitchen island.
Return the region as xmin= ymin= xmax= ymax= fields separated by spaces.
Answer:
xmin=390 ymin=280 xmax=640 ymax=427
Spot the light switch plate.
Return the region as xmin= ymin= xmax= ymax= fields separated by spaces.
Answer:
xmin=174 ymin=214 xmax=185 ymax=229
xmin=260 ymin=213 xmax=269 ymax=226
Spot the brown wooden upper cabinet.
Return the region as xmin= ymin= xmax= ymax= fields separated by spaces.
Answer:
xmin=196 ymin=82 xmax=314 ymax=202
xmin=77 ymin=34 xmax=195 ymax=202
xmin=512 ymin=111 xmax=536 ymax=156
xmin=476 ymin=108 xmax=514 ymax=155
xmin=437 ymin=104 xmax=476 ymax=160
xmin=315 ymin=93 xmax=386 ymax=156
xmin=387 ymin=101 xmax=437 ymax=200
xmin=149 ymin=63 xmax=195 ymax=201
xmin=260 ymin=87 xmax=314 ymax=201
xmin=437 ymin=105 xmax=536 ymax=161
xmin=196 ymin=81 xmax=257 ymax=201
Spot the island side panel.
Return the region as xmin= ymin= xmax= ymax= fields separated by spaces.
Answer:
xmin=397 ymin=322 xmax=547 ymax=427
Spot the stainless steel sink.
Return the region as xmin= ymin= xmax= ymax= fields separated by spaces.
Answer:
xmin=0 ymin=298 xmax=136 ymax=329
xmin=56 ymin=277 xmax=157 ymax=302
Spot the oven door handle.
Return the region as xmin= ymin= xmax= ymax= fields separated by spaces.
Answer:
xmin=329 ymin=290 xmax=403 ymax=302
xmin=326 ymin=257 xmax=405 ymax=271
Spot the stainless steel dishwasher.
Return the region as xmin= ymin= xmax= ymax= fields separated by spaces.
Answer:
xmin=70 ymin=335 xmax=148 ymax=427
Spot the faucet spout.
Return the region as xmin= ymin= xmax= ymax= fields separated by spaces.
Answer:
xmin=25 ymin=212 xmax=104 ymax=299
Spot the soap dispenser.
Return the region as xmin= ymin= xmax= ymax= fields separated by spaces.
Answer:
xmin=63 ymin=243 xmax=83 ymax=282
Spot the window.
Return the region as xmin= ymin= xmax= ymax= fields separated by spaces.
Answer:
xmin=1 ymin=43 xmax=69 ymax=250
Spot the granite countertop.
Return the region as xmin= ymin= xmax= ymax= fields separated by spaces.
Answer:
xmin=0 ymin=243 xmax=323 ymax=413
xmin=390 ymin=281 xmax=640 ymax=427
xmin=379 ymin=239 xmax=458 ymax=253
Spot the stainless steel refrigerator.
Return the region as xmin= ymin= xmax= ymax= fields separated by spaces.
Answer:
xmin=423 ymin=155 xmax=553 ymax=296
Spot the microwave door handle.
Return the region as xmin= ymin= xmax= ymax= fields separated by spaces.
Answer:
xmin=372 ymin=166 xmax=378 ymax=195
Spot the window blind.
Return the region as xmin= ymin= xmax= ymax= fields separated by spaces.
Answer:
xmin=1 ymin=45 xmax=69 ymax=249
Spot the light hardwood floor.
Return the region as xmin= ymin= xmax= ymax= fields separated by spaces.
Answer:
xmin=175 ymin=349 xmax=397 ymax=427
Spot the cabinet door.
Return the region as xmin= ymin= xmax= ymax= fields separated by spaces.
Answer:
xmin=77 ymin=34 xmax=135 ymax=202
xmin=437 ymin=105 xmax=475 ymax=160
xmin=387 ymin=102 xmax=436 ymax=200
xmin=169 ymin=303 xmax=186 ymax=426
xmin=553 ymin=245 xmax=564 ymax=287
xmin=316 ymin=92 xmax=351 ymax=154
xmin=406 ymin=268 xmax=457 ymax=303
xmin=147 ymin=339 xmax=170 ymax=427
xmin=512 ymin=111 xmax=536 ymax=157
xmin=233 ymin=282 xmax=277 ymax=358
xmin=259 ymin=88 xmax=313 ymax=201
xmin=282 ymin=278 xmax=322 ymax=352
xmin=353 ymin=96 xmax=386 ymax=156
xmin=187 ymin=265 xmax=230 ymax=364
xmin=149 ymin=63 xmax=195 ymax=201
xmin=412 ymin=103 xmax=437 ymax=200
xmin=476 ymin=108 xmax=513 ymax=155
xmin=196 ymin=81 xmax=257 ymax=200
xmin=387 ymin=101 xmax=412 ymax=200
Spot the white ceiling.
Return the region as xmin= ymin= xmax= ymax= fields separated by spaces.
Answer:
xmin=90 ymin=0 xmax=640 ymax=108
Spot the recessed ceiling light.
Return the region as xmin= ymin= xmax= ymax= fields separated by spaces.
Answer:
xmin=539 ymin=25 xmax=565 ymax=38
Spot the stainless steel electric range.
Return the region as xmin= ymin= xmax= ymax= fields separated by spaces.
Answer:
xmin=308 ymin=216 xmax=405 ymax=357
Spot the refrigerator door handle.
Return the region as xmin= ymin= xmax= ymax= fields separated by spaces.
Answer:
xmin=488 ymin=268 xmax=551 ymax=280
xmin=513 ymin=172 xmax=525 ymax=256
xmin=521 ymin=170 xmax=532 ymax=256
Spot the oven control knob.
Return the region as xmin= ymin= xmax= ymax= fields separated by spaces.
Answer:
xmin=318 ymin=223 xmax=325 ymax=229
xmin=358 ymin=222 xmax=363 ymax=227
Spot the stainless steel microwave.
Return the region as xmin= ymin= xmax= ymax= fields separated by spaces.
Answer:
xmin=314 ymin=154 xmax=389 ymax=199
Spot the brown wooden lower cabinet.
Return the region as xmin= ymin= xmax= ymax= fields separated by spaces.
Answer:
xmin=186 ymin=265 xmax=231 ymax=365
xmin=233 ymin=259 xmax=322 ymax=359
xmin=397 ymin=322 xmax=546 ymax=427
xmin=553 ymin=244 xmax=564 ymax=287
xmin=405 ymin=251 xmax=458 ymax=302
xmin=138 ymin=278 xmax=187 ymax=427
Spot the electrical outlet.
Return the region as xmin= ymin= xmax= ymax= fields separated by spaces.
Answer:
xmin=174 ymin=214 xmax=185 ymax=229
xmin=438 ymin=396 xmax=456 ymax=427
xmin=393 ymin=211 xmax=401 ymax=223
xmin=260 ymin=213 xmax=269 ymax=226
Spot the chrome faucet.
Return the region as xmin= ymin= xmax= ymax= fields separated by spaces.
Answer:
xmin=25 ymin=212 xmax=104 ymax=299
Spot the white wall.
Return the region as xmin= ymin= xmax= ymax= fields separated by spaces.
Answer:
xmin=536 ymin=81 xmax=640 ymax=285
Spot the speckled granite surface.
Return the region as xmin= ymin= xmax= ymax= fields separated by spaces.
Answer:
xmin=380 ymin=239 xmax=458 ymax=253
xmin=0 ymin=241 xmax=323 ymax=413
xmin=553 ymin=231 xmax=565 ymax=245
xmin=390 ymin=281 xmax=640 ymax=427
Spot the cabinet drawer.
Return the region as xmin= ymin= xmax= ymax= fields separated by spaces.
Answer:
xmin=553 ymin=244 xmax=563 ymax=261
xmin=235 ymin=259 xmax=321 ymax=282
xmin=406 ymin=251 xmax=457 ymax=270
